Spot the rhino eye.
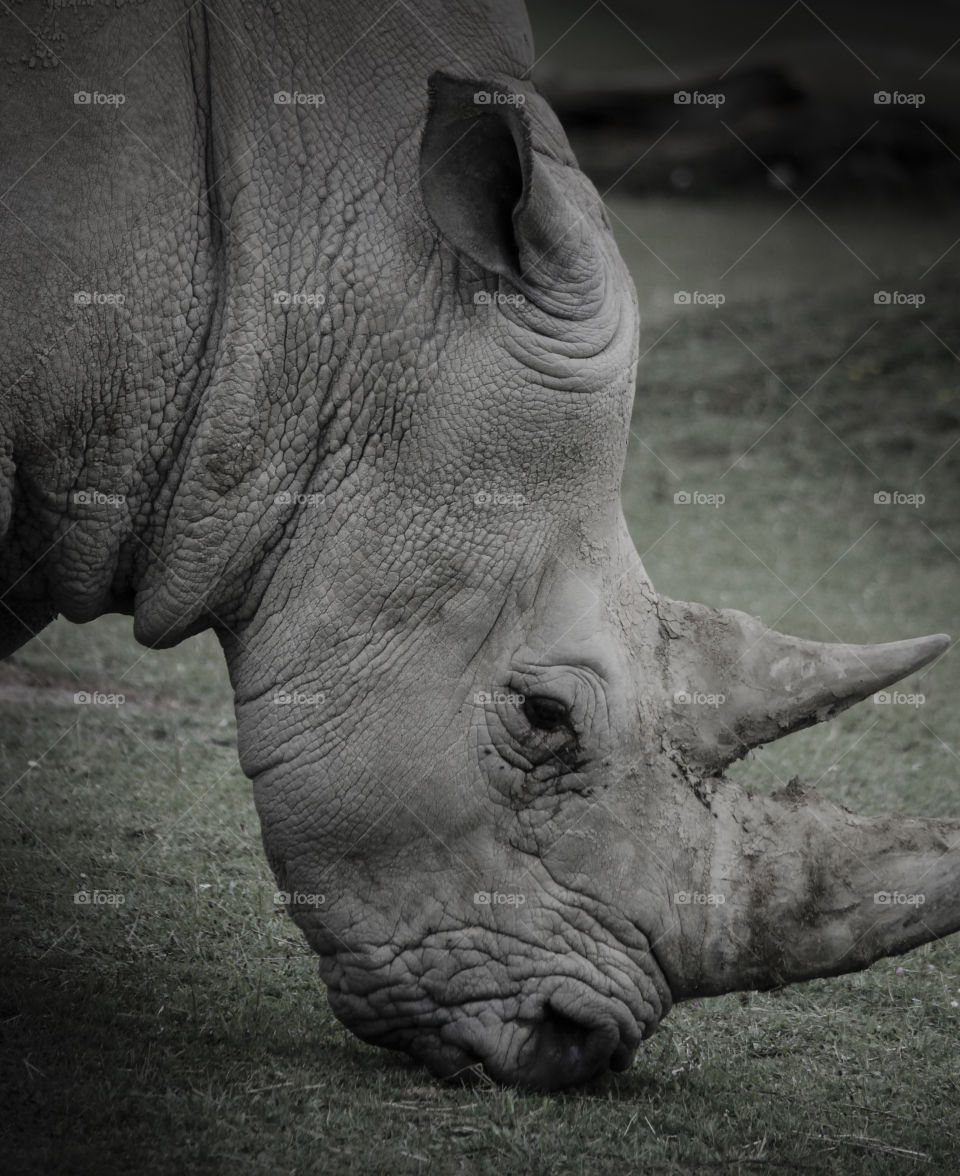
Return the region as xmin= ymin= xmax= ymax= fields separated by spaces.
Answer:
xmin=522 ymin=695 xmax=570 ymax=733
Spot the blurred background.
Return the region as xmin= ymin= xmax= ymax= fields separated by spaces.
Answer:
xmin=530 ymin=0 xmax=960 ymax=197
xmin=522 ymin=0 xmax=960 ymax=676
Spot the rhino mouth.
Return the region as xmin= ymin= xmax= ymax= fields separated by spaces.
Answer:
xmin=298 ymin=873 xmax=671 ymax=1089
xmin=429 ymin=982 xmax=645 ymax=1090
xmin=325 ymin=964 xmax=660 ymax=1091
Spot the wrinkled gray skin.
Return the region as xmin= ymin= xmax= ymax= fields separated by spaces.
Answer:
xmin=2 ymin=2 xmax=958 ymax=1090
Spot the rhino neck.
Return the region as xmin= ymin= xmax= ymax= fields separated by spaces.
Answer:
xmin=129 ymin=1 xmax=541 ymax=647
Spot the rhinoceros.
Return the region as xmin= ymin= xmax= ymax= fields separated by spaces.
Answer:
xmin=1 ymin=1 xmax=957 ymax=1090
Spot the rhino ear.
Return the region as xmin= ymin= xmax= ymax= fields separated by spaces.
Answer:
xmin=420 ymin=73 xmax=526 ymax=279
xmin=420 ymin=72 xmax=604 ymax=317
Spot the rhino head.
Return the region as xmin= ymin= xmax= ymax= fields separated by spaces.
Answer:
xmin=125 ymin=68 xmax=956 ymax=1089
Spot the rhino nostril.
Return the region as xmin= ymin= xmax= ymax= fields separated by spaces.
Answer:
xmin=539 ymin=1003 xmax=594 ymax=1068
xmin=531 ymin=999 xmax=624 ymax=1085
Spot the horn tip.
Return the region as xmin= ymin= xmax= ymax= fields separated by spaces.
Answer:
xmin=909 ymin=632 xmax=950 ymax=660
xmin=874 ymin=632 xmax=950 ymax=682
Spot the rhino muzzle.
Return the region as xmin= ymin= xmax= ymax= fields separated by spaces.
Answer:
xmin=326 ymin=970 xmax=657 ymax=1091
xmin=430 ymin=983 xmax=643 ymax=1089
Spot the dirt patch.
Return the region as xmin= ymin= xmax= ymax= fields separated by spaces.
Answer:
xmin=0 ymin=661 xmax=207 ymax=715
xmin=0 ymin=662 xmax=81 ymax=708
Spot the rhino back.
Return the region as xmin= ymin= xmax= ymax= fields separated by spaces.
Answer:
xmin=0 ymin=1 xmax=217 ymax=643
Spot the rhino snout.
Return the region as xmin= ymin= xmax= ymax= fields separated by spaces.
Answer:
xmin=435 ymin=984 xmax=642 ymax=1090
xmin=324 ymin=960 xmax=653 ymax=1091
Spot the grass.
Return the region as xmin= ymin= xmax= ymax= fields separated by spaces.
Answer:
xmin=2 ymin=191 xmax=959 ymax=1173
